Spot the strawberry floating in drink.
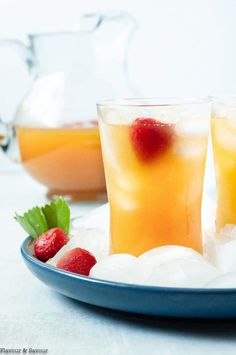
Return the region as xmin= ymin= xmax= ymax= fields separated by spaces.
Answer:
xmin=130 ymin=117 xmax=174 ymax=161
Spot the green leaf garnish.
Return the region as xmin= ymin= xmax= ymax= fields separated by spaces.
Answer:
xmin=42 ymin=197 xmax=70 ymax=235
xmin=15 ymin=197 xmax=70 ymax=239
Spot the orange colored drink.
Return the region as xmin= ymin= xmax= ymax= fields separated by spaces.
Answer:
xmin=16 ymin=124 xmax=106 ymax=200
xmin=211 ymin=102 xmax=236 ymax=230
xmin=98 ymin=99 xmax=210 ymax=256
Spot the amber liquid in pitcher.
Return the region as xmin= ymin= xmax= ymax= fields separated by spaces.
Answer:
xmin=16 ymin=122 xmax=106 ymax=201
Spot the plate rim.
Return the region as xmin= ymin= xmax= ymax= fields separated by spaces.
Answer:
xmin=21 ymin=236 xmax=236 ymax=294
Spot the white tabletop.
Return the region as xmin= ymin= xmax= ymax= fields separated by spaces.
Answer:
xmin=1 ymin=165 xmax=236 ymax=355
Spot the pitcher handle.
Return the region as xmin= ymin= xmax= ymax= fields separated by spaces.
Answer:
xmin=0 ymin=39 xmax=35 ymax=160
xmin=0 ymin=39 xmax=35 ymax=74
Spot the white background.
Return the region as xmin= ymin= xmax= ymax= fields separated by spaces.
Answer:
xmin=1 ymin=0 xmax=236 ymax=96
xmin=1 ymin=5 xmax=236 ymax=353
xmin=0 ymin=0 xmax=236 ymax=168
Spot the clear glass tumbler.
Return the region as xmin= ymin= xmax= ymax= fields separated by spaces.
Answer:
xmin=211 ymin=97 xmax=236 ymax=230
xmin=98 ymin=98 xmax=210 ymax=256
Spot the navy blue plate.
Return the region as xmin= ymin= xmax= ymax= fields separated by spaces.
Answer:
xmin=21 ymin=237 xmax=236 ymax=318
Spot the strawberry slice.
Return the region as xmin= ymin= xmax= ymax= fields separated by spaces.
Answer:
xmin=56 ymin=247 xmax=97 ymax=276
xmin=130 ymin=118 xmax=174 ymax=161
xmin=34 ymin=228 xmax=69 ymax=262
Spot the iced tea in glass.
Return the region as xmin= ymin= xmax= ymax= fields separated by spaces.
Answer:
xmin=98 ymin=98 xmax=210 ymax=256
xmin=212 ymin=97 xmax=236 ymax=230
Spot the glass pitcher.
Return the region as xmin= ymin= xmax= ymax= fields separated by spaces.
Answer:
xmin=0 ymin=11 xmax=137 ymax=201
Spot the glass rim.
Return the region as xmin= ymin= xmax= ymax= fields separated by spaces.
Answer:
xmin=97 ymin=97 xmax=210 ymax=108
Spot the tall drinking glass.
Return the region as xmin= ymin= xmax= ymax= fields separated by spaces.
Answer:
xmin=211 ymin=97 xmax=236 ymax=230
xmin=98 ymin=98 xmax=210 ymax=256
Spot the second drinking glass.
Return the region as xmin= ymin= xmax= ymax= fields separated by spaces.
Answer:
xmin=98 ymin=98 xmax=210 ymax=256
xmin=211 ymin=97 xmax=236 ymax=231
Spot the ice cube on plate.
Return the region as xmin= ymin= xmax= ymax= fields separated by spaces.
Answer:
xmin=47 ymin=228 xmax=109 ymax=266
xmin=71 ymin=204 xmax=109 ymax=235
xmin=205 ymin=238 xmax=236 ymax=273
xmin=219 ymin=224 xmax=236 ymax=240
xmin=70 ymin=228 xmax=109 ymax=261
xmin=204 ymin=225 xmax=236 ymax=272
xmin=206 ymin=272 xmax=236 ymax=288
xmin=144 ymin=258 xmax=219 ymax=288
xmin=139 ymin=245 xmax=205 ymax=268
xmin=89 ymin=254 xmax=152 ymax=284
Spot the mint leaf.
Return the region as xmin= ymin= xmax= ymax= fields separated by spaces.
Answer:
xmin=15 ymin=197 xmax=70 ymax=239
xmin=15 ymin=214 xmax=38 ymax=239
xmin=15 ymin=206 xmax=48 ymax=239
xmin=42 ymin=197 xmax=70 ymax=235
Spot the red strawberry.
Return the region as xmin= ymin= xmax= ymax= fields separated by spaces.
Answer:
xmin=56 ymin=247 xmax=97 ymax=276
xmin=130 ymin=117 xmax=174 ymax=161
xmin=34 ymin=228 xmax=69 ymax=262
